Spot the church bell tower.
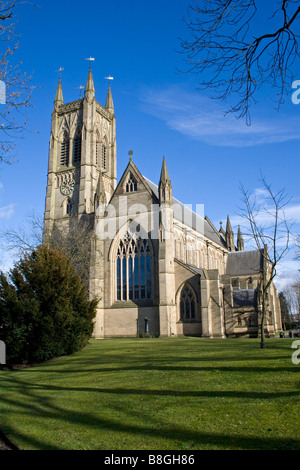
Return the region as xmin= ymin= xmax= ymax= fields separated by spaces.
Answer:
xmin=43 ymin=68 xmax=116 ymax=235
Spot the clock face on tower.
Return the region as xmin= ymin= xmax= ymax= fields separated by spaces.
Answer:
xmin=60 ymin=178 xmax=75 ymax=196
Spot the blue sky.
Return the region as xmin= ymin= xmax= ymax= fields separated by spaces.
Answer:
xmin=0 ymin=0 xmax=299 ymax=290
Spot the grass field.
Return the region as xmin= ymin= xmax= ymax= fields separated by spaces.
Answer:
xmin=0 ymin=337 xmax=299 ymax=450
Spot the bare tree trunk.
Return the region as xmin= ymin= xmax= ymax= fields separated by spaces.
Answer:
xmin=239 ymin=176 xmax=291 ymax=348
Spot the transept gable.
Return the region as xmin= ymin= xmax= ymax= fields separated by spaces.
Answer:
xmin=112 ymin=157 xmax=159 ymax=203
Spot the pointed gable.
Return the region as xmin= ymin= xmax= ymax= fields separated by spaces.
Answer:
xmin=112 ymin=155 xmax=159 ymax=202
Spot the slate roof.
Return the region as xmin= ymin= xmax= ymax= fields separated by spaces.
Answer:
xmin=143 ymin=176 xmax=224 ymax=247
xmin=226 ymin=249 xmax=263 ymax=276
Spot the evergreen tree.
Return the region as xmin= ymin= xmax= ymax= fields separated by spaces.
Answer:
xmin=0 ymin=245 xmax=97 ymax=364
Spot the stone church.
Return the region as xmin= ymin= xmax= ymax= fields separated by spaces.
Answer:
xmin=43 ymin=68 xmax=282 ymax=339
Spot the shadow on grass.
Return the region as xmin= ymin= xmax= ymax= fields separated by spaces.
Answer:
xmin=1 ymin=374 xmax=300 ymax=450
xmin=16 ymin=363 xmax=299 ymax=375
xmin=1 ymin=339 xmax=299 ymax=450
xmin=2 ymin=376 xmax=300 ymax=400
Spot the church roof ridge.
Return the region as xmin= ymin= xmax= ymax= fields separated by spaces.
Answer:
xmin=227 ymin=248 xmax=262 ymax=256
xmin=143 ymin=176 xmax=224 ymax=247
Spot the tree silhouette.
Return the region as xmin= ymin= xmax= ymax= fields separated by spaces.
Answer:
xmin=179 ymin=0 xmax=300 ymax=124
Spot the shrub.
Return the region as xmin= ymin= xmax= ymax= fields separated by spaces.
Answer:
xmin=0 ymin=245 xmax=97 ymax=364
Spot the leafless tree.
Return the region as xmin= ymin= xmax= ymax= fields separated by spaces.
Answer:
xmin=43 ymin=219 xmax=94 ymax=286
xmin=239 ymin=176 xmax=291 ymax=347
xmin=179 ymin=0 xmax=300 ymax=124
xmin=0 ymin=1 xmax=36 ymax=164
xmin=1 ymin=212 xmax=94 ymax=287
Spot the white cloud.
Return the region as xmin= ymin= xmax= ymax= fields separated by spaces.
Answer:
xmin=0 ymin=203 xmax=14 ymax=219
xmin=273 ymin=257 xmax=300 ymax=292
xmin=0 ymin=251 xmax=15 ymax=274
xmin=139 ymin=86 xmax=300 ymax=148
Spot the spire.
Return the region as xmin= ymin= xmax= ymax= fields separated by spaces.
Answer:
xmin=237 ymin=225 xmax=244 ymax=251
xmin=84 ymin=66 xmax=95 ymax=101
xmin=54 ymin=76 xmax=63 ymax=108
xmin=159 ymin=156 xmax=172 ymax=205
xmin=225 ymin=215 xmax=235 ymax=251
xmin=160 ymin=156 xmax=171 ymax=184
xmin=226 ymin=215 xmax=232 ymax=234
xmin=105 ymin=83 xmax=114 ymax=113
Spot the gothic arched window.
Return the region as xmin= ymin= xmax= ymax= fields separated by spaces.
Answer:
xmin=60 ymin=131 xmax=69 ymax=166
xmin=66 ymin=197 xmax=73 ymax=216
xmin=73 ymin=130 xmax=82 ymax=165
xmin=179 ymin=284 xmax=196 ymax=321
xmin=125 ymin=173 xmax=137 ymax=193
xmin=116 ymin=233 xmax=152 ymax=301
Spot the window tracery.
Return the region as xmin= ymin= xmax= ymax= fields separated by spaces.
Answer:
xmin=116 ymin=232 xmax=152 ymax=301
xmin=125 ymin=173 xmax=138 ymax=193
xmin=179 ymin=284 xmax=196 ymax=321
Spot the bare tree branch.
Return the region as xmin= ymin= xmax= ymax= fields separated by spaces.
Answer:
xmin=1 ymin=212 xmax=95 ymax=289
xmin=0 ymin=1 xmax=37 ymax=164
xmin=239 ymin=176 xmax=292 ymax=347
xmin=178 ymin=0 xmax=300 ymax=124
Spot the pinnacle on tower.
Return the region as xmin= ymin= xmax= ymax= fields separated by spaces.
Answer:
xmin=54 ymin=76 xmax=63 ymax=108
xmin=84 ymin=66 xmax=95 ymax=100
xmin=105 ymin=83 xmax=114 ymax=113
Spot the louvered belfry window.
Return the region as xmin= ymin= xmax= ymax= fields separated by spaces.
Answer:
xmin=60 ymin=131 xmax=69 ymax=166
xmin=73 ymin=130 xmax=81 ymax=164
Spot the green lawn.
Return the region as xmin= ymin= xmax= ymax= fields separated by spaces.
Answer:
xmin=0 ymin=337 xmax=299 ymax=450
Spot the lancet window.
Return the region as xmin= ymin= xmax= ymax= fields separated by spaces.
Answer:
xmin=66 ymin=197 xmax=73 ymax=216
xmin=116 ymin=233 xmax=152 ymax=301
xmin=180 ymin=284 xmax=196 ymax=321
xmin=125 ymin=173 xmax=137 ymax=193
xmin=73 ymin=130 xmax=82 ymax=165
xmin=60 ymin=131 xmax=69 ymax=166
